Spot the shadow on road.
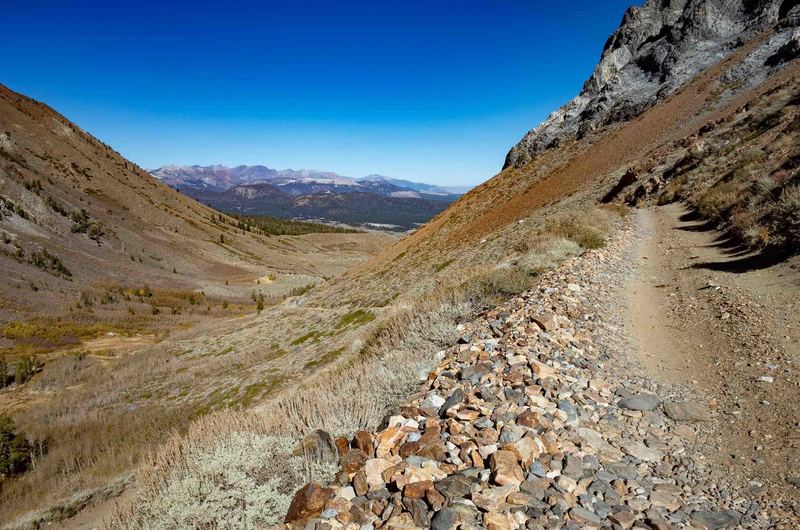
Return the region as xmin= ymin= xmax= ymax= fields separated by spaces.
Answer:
xmin=687 ymin=250 xmax=789 ymax=273
xmin=672 ymin=205 xmax=792 ymax=273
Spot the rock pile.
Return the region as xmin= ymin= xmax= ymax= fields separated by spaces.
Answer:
xmin=284 ymin=222 xmax=796 ymax=529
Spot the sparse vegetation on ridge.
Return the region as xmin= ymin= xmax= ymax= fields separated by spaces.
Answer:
xmin=112 ymin=207 xmax=622 ymax=528
xmin=647 ymin=79 xmax=800 ymax=253
xmin=230 ymin=214 xmax=362 ymax=236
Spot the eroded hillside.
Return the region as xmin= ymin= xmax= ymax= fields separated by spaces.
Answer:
xmin=3 ymin=1 xmax=800 ymax=528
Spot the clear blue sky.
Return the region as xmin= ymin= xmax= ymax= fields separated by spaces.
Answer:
xmin=2 ymin=0 xmax=635 ymax=186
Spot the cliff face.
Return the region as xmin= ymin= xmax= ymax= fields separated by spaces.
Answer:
xmin=505 ymin=0 xmax=800 ymax=168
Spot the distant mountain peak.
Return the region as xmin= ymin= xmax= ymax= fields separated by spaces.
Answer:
xmin=151 ymin=165 xmax=471 ymax=197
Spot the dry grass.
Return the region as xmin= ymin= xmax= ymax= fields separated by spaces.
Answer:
xmin=110 ymin=208 xmax=620 ymax=528
xmin=109 ymin=415 xmax=335 ymax=529
xmin=659 ymin=78 xmax=800 ymax=252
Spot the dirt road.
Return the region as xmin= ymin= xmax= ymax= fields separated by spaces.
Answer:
xmin=624 ymin=203 xmax=800 ymax=505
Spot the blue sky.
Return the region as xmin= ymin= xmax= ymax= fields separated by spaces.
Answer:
xmin=2 ymin=0 xmax=635 ymax=186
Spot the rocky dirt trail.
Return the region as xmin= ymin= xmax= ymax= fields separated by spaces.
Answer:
xmin=624 ymin=204 xmax=800 ymax=515
xmin=283 ymin=207 xmax=800 ymax=529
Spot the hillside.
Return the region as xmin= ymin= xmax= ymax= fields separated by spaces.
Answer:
xmin=3 ymin=0 xmax=800 ymax=528
xmin=0 ymin=85 xmax=393 ymax=324
xmin=0 ymin=83 xmax=395 ymax=525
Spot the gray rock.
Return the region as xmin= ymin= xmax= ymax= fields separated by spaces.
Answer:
xmin=504 ymin=0 xmax=797 ymax=169
xmin=570 ymin=506 xmax=602 ymax=526
xmin=529 ymin=460 xmax=547 ymax=478
xmin=407 ymin=498 xmax=430 ymax=527
xmin=618 ymin=393 xmax=661 ymax=411
xmin=690 ymin=510 xmax=741 ymax=529
xmin=499 ymin=424 xmax=524 ymax=444
xmin=434 ymin=474 xmax=473 ymax=501
xmin=439 ymin=388 xmax=465 ymax=417
xmin=461 ymin=363 xmax=491 ymax=385
xmin=622 ymin=441 xmax=664 ymax=462
xmin=664 ymin=401 xmax=713 ymax=422
xmin=558 ymin=399 xmax=578 ymax=423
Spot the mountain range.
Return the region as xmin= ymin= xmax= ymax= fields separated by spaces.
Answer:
xmin=151 ymin=165 xmax=470 ymax=229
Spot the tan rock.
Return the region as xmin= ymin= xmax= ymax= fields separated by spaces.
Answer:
xmin=376 ymin=427 xmax=407 ymax=457
xmin=490 ymin=450 xmax=524 ymax=486
xmin=531 ymin=359 xmax=557 ymax=379
xmin=455 ymin=409 xmax=480 ymax=421
xmin=484 ymin=511 xmax=517 ymax=530
xmin=531 ymin=314 xmax=556 ymax=332
xmin=649 ymin=490 xmax=682 ymax=511
xmin=364 ymin=457 xmax=401 ymax=490
xmin=505 ymin=436 xmax=540 ymax=468
xmin=386 ymin=512 xmax=420 ymax=529
xmin=609 ymin=511 xmax=636 ymax=529
xmin=472 ymin=484 xmax=517 ymax=511
xmin=353 ymin=469 xmax=368 ymax=496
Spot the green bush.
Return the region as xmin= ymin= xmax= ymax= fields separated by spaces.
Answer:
xmin=0 ymin=357 xmax=8 ymax=388
xmin=14 ymin=355 xmax=38 ymax=385
xmin=0 ymin=415 xmax=33 ymax=478
xmin=232 ymin=214 xmax=360 ymax=236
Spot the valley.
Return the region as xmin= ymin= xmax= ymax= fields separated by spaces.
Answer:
xmin=1 ymin=0 xmax=800 ymax=529
xmin=152 ymin=165 xmax=466 ymax=231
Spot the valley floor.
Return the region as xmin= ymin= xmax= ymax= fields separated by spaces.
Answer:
xmin=283 ymin=205 xmax=800 ymax=529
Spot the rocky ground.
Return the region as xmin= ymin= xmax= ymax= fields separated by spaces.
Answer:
xmin=283 ymin=206 xmax=800 ymax=529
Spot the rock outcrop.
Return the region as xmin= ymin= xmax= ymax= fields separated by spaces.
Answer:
xmin=504 ymin=0 xmax=800 ymax=168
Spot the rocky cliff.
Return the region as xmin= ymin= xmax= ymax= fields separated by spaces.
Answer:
xmin=505 ymin=0 xmax=800 ymax=168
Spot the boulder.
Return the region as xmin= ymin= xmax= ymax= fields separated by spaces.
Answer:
xmin=284 ymin=483 xmax=335 ymax=523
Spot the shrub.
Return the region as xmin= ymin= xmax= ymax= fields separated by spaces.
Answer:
xmin=112 ymin=431 xmax=335 ymax=529
xmin=547 ymin=216 xmax=605 ymax=249
xmin=289 ymin=284 xmax=315 ymax=297
xmin=0 ymin=416 xmax=33 ymax=478
xmin=45 ymin=196 xmax=68 ymax=216
xmin=778 ymin=185 xmax=800 ymax=244
xmin=696 ymin=182 xmax=739 ymax=219
xmin=0 ymin=357 xmax=7 ymax=388
xmin=15 ymin=355 xmax=38 ymax=385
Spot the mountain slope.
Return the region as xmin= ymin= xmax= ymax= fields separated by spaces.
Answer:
xmin=0 ymin=83 xmax=397 ymax=526
xmin=505 ymin=0 xmax=800 ymax=167
xmin=0 ymin=85 xmax=392 ymax=325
